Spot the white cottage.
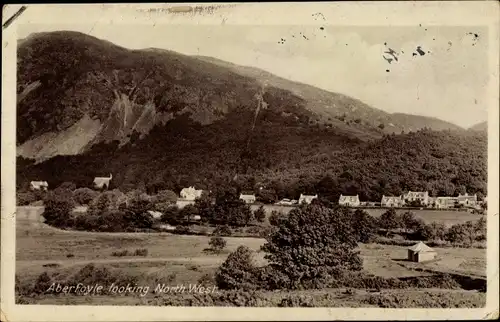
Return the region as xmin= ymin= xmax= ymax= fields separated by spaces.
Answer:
xmin=179 ymin=186 xmax=203 ymax=201
xmin=381 ymin=195 xmax=404 ymax=207
xmin=93 ymin=174 xmax=112 ymax=190
xmin=457 ymin=193 xmax=477 ymax=207
xmin=239 ymin=193 xmax=256 ymax=204
xmin=435 ymin=197 xmax=458 ymax=209
xmin=30 ymin=181 xmax=48 ymax=191
xmin=298 ymin=194 xmax=318 ymax=205
xmin=338 ymin=194 xmax=360 ymax=207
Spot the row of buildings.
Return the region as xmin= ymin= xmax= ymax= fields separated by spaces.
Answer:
xmin=30 ymin=178 xmax=484 ymax=210
xmin=339 ymin=191 xmax=482 ymax=209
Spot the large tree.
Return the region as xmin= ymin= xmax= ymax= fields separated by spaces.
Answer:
xmin=261 ymin=204 xmax=363 ymax=289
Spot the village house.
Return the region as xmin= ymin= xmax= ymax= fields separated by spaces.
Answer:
xmin=179 ymin=186 xmax=203 ymax=201
xmin=299 ymin=194 xmax=317 ymax=205
xmin=93 ymin=174 xmax=112 ymax=190
xmin=434 ymin=196 xmax=458 ymax=209
xmin=403 ymin=191 xmax=429 ymax=206
xmin=239 ymin=193 xmax=256 ymax=204
xmin=147 ymin=210 xmax=163 ymax=220
xmin=30 ymin=181 xmax=48 ymax=191
xmin=380 ymin=195 xmax=404 ymax=207
xmin=457 ymin=193 xmax=477 ymax=207
xmin=407 ymin=241 xmax=437 ymax=262
xmin=338 ymin=194 xmax=360 ymax=207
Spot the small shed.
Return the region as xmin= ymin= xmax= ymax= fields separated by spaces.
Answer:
xmin=407 ymin=241 xmax=437 ymax=262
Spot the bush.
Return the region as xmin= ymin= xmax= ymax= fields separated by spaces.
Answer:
xmin=159 ymin=205 xmax=183 ymax=225
xmin=198 ymin=273 xmax=216 ymax=287
xmin=209 ymin=236 xmax=227 ymax=253
xmin=173 ymin=226 xmax=190 ymax=235
xmin=73 ymin=187 xmax=99 ymax=205
xmin=133 ymin=248 xmax=148 ymax=256
xmin=378 ymin=209 xmax=402 ymax=232
xmin=213 ymin=225 xmax=232 ymax=237
xmin=111 ymin=250 xmax=130 ymax=257
xmin=42 ymin=190 xmax=75 ymax=228
xmin=268 ymin=210 xmax=287 ymax=227
xmin=88 ymin=190 xmax=126 ymax=216
xmin=261 ymin=204 xmax=363 ymax=289
xmin=17 ymin=191 xmax=37 ymax=205
xmin=215 ymin=246 xmax=259 ymax=290
xmin=253 ymin=206 xmax=266 ymax=223
xmin=351 ymin=209 xmax=377 ymax=243
xmin=152 ymin=189 xmax=178 ymax=204
xmin=57 ymin=181 xmax=77 ymax=191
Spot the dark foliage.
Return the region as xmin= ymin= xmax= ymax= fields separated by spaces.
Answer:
xmin=261 ymin=204 xmax=363 ymax=289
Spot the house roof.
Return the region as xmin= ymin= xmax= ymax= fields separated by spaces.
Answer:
xmin=381 ymin=195 xmax=402 ymax=201
xmin=30 ymin=181 xmax=48 ymax=186
xmin=93 ymin=177 xmax=111 ymax=185
xmin=240 ymin=194 xmax=256 ymax=198
xmin=408 ymin=241 xmax=436 ymax=253
xmin=300 ymin=194 xmax=317 ymax=198
xmin=339 ymin=195 xmax=359 ymax=202
xmin=406 ymin=191 xmax=428 ymax=198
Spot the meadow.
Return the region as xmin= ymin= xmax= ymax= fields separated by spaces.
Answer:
xmin=15 ymin=206 xmax=486 ymax=307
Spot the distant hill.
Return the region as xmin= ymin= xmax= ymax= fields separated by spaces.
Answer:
xmin=469 ymin=121 xmax=487 ymax=132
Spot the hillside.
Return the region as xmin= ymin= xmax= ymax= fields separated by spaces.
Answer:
xmin=17 ymin=31 xmax=464 ymax=162
xmin=469 ymin=121 xmax=487 ymax=132
xmin=17 ymin=127 xmax=487 ymax=202
xmin=195 ymin=56 xmax=464 ymax=133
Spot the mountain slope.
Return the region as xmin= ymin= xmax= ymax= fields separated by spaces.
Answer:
xmin=195 ymin=56 xmax=464 ymax=133
xmin=18 ymin=31 xmax=463 ymax=162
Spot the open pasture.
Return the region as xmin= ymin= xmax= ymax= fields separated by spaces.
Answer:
xmin=17 ymin=215 xmax=485 ymax=285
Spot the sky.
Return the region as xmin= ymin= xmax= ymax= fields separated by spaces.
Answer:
xmin=18 ymin=23 xmax=489 ymax=128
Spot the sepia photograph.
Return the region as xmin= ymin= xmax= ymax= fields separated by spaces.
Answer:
xmin=2 ymin=2 xmax=499 ymax=321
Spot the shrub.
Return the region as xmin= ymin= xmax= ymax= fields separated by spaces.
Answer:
xmin=215 ymin=246 xmax=258 ymax=290
xmin=209 ymin=236 xmax=227 ymax=253
xmin=378 ymin=209 xmax=402 ymax=232
xmin=73 ymin=187 xmax=99 ymax=205
xmin=111 ymin=250 xmax=130 ymax=257
xmin=159 ymin=205 xmax=183 ymax=225
xmin=133 ymin=248 xmax=148 ymax=256
xmin=268 ymin=210 xmax=287 ymax=227
xmin=57 ymin=181 xmax=77 ymax=191
xmin=152 ymin=189 xmax=178 ymax=204
xmin=261 ymin=204 xmax=363 ymax=289
xmin=198 ymin=273 xmax=216 ymax=287
xmin=253 ymin=206 xmax=266 ymax=223
xmin=213 ymin=225 xmax=232 ymax=237
xmin=401 ymin=211 xmax=425 ymax=233
xmin=17 ymin=191 xmax=37 ymax=206
xmin=42 ymin=190 xmax=75 ymax=228
xmin=33 ymin=272 xmax=52 ymax=294
xmin=174 ymin=226 xmax=190 ymax=235
xmin=88 ymin=190 xmax=125 ymax=216
xmin=351 ymin=209 xmax=377 ymax=243
xmin=445 ymin=221 xmax=476 ymax=246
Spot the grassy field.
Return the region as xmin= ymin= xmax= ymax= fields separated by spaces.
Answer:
xmin=362 ymin=208 xmax=481 ymax=227
xmin=15 ymin=212 xmax=486 ymax=307
xmin=18 ymin=204 xmax=479 ymax=227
